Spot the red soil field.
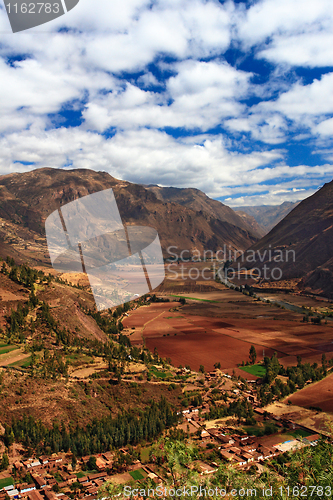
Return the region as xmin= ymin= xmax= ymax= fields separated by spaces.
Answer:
xmin=284 ymin=372 xmax=333 ymax=413
xmin=145 ymin=332 xmax=284 ymax=373
xmin=123 ymin=297 xmax=333 ymax=377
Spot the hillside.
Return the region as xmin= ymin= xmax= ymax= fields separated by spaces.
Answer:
xmin=145 ymin=185 xmax=264 ymax=239
xmin=234 ymin=201 xmax=300 ymax=233
xmin=0 ymin=168 xmax=258 ymax=266
xmin=234 ymin=181 xmax=333 ymax=297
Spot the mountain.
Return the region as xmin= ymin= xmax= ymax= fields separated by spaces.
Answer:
xmin=0 ymin=168 xmax=259 ymax=265
xmin=235 ymin=181 xmax=333 ymax=297
xmin=144 ymin=185 xmax=264 ymax=239
xmin=234 ymin=201 xmax=300 ymax=234
xmin=231 ymin=210 xmax=266 ymax=238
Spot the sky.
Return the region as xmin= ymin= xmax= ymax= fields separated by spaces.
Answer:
xmin=0 ymin=0 xmax=332 ymax=207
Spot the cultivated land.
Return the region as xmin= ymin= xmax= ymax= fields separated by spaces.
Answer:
xmin=284 ymin=372 xmax=333 ymax=413
xmin=123 ymin=266 xmax=333 ymax=376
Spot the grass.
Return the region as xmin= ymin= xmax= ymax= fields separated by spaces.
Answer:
xmin=169 ymin=295 xmax=219 ymax=303
xmin=0 ymin=345 xmax=18 ymax=356
xmin=75 ymin=472 xmax=86 ymax=479
xmin=129 ymin=469 xmax=146 ymax=481
xmin=239 ymin=364 xmax=267 ymax=377
xmin=9 ymin=356 xmax=31 ymax=368
xmin=0 ymin=477 xmax=14 ymax=489
xmin=149 ymin=366 xmax=172 ymax=379
xmin=65 ymin=353 xmax=93 ymax=364
xmin=289 ymin=429 xmax=313 ymax=439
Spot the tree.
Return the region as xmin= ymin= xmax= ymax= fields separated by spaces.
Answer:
xmin=214 ymin=362 xmax=221 ymax=369
xmin=87 ymin=456 xmax=97 ymax=471
xmin=249 ymin=345 xmax=257 ymax=365
xmin=199 ymin=365 xmax=205 ymax=373
xmin=0 ymin=453 xmax=9 ymax=470
xmin=322 ymin=353 xmax=327 ymax=373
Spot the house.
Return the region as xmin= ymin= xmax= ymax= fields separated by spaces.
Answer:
xmin=27 ymin=491 xmax=44 ymax=500
xmin=44 ymin=490 xmax=58 ymax=500
xmin=78 ymin=477 xmax=89 ymax=485
xmin=32 ymin=476 xmax=47 ymax=489
xmin=197 ymin=461 xmax=216 ymax=475
xmin=220 ymin=451 xmax=234 ymax=462
xmin=6 ymin=489 xmax=19 ymax=498
xmin=87 ymin=472 xmax=107 ymax=482
xmin=229 ymin=446 xmax=242 ymax=455
xmin=95 ymin=457 xmax=107 ymax=470
xmin=201 ymin=430 xmax=210 ymax=440
xmin=19 ymin=484 xmax=36 ymax=494
xmin=240 ymin=452 xmax=254 ymax=463
xmin=233 ymin=456 xmax=247 ymax=466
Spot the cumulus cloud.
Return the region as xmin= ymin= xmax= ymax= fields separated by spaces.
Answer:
xmin=238 ymin=0 xmax=333 ymax=67
xmin=0 ymin=0 xmax=331 ymax=206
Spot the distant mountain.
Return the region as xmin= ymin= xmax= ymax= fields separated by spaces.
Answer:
xmin=232 ymin=211 xmax=266 ymax=238
xmin=234 ymin=201 xmax=300 ymax=233
xmin=235 ymin=181 xmax=333 ymax=297
xmin=0 ymin=168 xmax=259 ymax=265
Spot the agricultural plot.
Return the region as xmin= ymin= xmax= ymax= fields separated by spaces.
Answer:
xmin=284 ymin=372 xmax=333 ymax=413
xmin=239 ymin=364 xmax=267 ymax=377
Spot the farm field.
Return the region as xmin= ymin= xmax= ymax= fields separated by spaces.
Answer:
xmin=123 ymin=280 xmax=333 ymax=377
xmin=239 ymin=364 xmax=267 ymax=377
xmin=284 ymin=372 xmax=333 ymax=413
xmin=0 ymin=345 xmax=30 ymax=368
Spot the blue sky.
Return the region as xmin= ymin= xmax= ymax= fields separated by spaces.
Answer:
xmin=0 ymin=0 xmax=332 ymax=206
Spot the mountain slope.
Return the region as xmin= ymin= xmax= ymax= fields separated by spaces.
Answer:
xmin=145 ymin=185 xmax=264 ymax=239
xmin=0 ymin=168 xmax=258 ymax=264
xmin=236 ymin=181 xmax=333 ymax=296
xmin=234 ymin=201 xmax=300 ymax=233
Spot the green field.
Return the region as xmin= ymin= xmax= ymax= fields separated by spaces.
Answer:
xmin=239 ymin=364 xmax=267 ymax=377
xmin=149 ymin=366 xmax=172 ymax=379
xmin=9 ymin=356 xmax=31 ymax=368
xmin=0 ymin=345 xmax=18 ymax=356
xmin=169 ymin=295 xmax=219 ymax=303
xmin=0 ymin=477 xmax=14 ymax=489
xmin=289 ymin=429 xmax=313 ymax=439
xmin=65 ymin=353 xmax=93 ymax=364
xmin=129 ymin=469 xmax=146 ymax=481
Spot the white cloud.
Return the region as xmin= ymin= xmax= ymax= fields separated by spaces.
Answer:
xmin=258 ymin=31 xmax=333 ymax=67
xmin=313 ymin=118 xmax=333 ymax=137
xmin=83 ymin=60 xmax=251 ymax=132
xmin=0 ymin=0 xmax=331 ymax=208
xmin=225 ymin=73 xmax=333 ymax=144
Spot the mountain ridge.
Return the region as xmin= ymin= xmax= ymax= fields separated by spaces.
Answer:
xmin=0 ymin=168 xmax=259 ymax=265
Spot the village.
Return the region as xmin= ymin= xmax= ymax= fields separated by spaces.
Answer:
xmin=0 ymin=369 xmax=325 ymax=500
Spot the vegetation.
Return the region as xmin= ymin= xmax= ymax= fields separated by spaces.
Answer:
xmin=4 ymin=396 xmax=178 ymax=456
xmin=240 ymin=364 xmax=267 ymax=377
xmin=99 ymin=436 xmax=333 ymax=499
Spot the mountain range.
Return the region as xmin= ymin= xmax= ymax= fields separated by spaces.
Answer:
xmin=0 ymin=168 xmax=258 ymax=265
xmin=234 ymin=201 xmax=300 ymax=235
